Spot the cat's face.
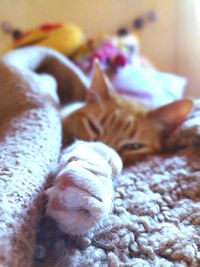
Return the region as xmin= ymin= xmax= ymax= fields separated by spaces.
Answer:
xmin=62 ymin=63 xmax=193 ymax=164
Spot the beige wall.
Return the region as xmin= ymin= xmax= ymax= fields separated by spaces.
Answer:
xmin=0 ymin=0 xmax=199 ymax=97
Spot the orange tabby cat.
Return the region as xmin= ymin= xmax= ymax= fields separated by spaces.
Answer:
xmin=47 ymin=62 xmax=193 ymax=235
xmin=62 ymin=62 xmax=193 ymax=164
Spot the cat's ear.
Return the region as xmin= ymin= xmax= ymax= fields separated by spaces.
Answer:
xmin=148 ymin=99 xmax=193 ymax=135
xmin=86 ymin=60 xmax=114 ymax=104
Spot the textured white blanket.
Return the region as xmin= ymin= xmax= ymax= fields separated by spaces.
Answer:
xmin=33 ymin=101 xmax=200 ymax=267
xmin=0 ymin=47 xmax=88 ymax=267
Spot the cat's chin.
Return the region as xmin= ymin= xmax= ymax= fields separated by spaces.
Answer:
xmin=121 ymin=151 xmax=153 ymax=165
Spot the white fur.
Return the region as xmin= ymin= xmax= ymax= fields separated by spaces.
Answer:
xmin=46 ymin=140 xmax=122 ymax=235
xmin=61 ymin=102 xmax=85 ymax=118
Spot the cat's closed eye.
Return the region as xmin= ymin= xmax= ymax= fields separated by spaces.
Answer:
xmin=86 ymin=117 xmax=101 ymax=137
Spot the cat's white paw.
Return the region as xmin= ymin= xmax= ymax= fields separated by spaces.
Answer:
xmin=45 ymin=141 xmax=122 ymax=235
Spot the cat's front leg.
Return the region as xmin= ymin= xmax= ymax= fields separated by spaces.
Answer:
xmin=45 ymin=140 xmax=122 ymax=235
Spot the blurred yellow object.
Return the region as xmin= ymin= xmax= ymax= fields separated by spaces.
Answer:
xmin=13 ymin=23 xmax=85 ymax=56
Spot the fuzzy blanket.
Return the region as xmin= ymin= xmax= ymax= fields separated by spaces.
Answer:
xmin=33 ymin=101 xmax=200 ymax=267
xmin=0 ymin=47 xmax=87 ymax=267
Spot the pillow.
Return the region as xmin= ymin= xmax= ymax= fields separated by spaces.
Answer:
xmin=111 ymin=64 xmax=187 ymax=108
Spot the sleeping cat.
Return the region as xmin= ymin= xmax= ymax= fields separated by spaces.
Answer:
xmin=46 ymin=62 xmax=193 ymax=235
xmin=2 ymin=45 xmax=192 ymax=241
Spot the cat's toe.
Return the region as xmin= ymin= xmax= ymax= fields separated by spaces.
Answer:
xmin=46 ymin=187 xmax=110 ymax=235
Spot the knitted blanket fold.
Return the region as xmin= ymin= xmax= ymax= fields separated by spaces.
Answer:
xmin=0 ymin=47 xmax=88 ymax=267
xmin=33 ymin=100 xmax=200 ymax=267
